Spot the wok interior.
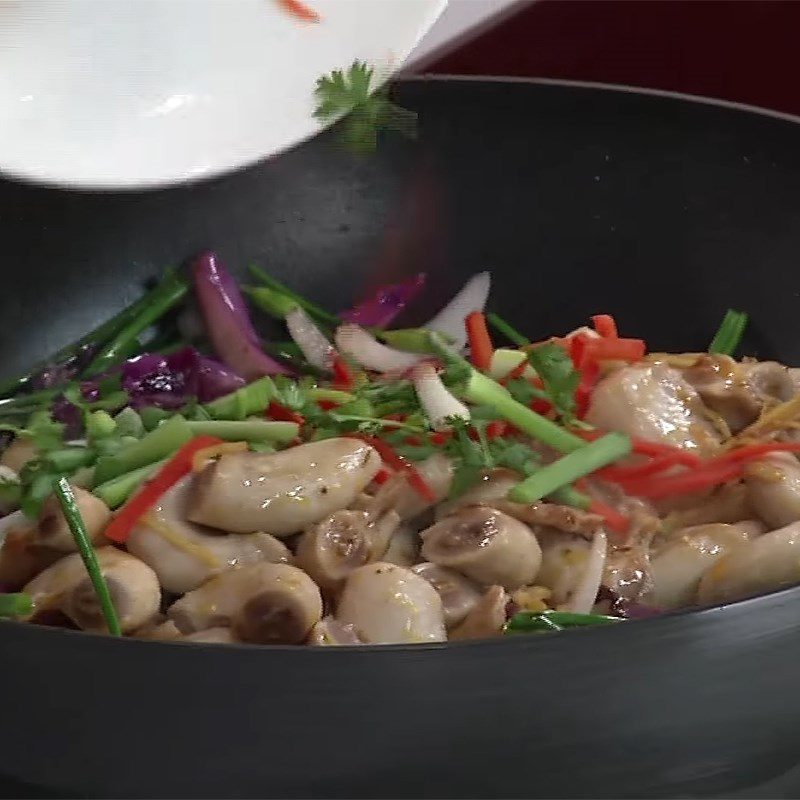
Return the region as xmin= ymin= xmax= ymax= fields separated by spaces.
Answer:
xmin=3 ymin=81 xmax=800 ymax=648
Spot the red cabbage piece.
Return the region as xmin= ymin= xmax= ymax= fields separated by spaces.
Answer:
xmin=340 ymin=273 xmax=426 ymax=328
xmin=192 ymin=251 xmax=291 ymax=379
xmin=29 ymin=343 xmax=99 ymax=391
xmin=121 ymin=347 xmax=244 ymax=409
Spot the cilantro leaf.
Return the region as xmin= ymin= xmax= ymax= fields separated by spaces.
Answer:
xmin=526 ymin=343 xmax=580 ymax=421
xmin=314 ymin=61 xmax=417 ymax=154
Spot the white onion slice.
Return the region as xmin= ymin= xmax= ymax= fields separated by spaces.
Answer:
xmin=565 ymin=529 xmax=607 ymax=614
xmin=286 ymin=307 xmax=335 ymax=371
xmin=424 ymin=272 xmax=491 ymax=352
xmin=412 ymin=363 xmax=470 ymax=430
xmin=335 ymin=324 xmax=421 ymax=373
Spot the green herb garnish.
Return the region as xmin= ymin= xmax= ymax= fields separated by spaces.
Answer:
xmin=526 ymin=341 xmax=580 ymax=422
xmin=314 ymin=61 xmax=417 ymax=154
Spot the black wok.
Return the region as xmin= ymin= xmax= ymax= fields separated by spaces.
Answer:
xmin=1 ymin=79 xmax=800 ymax=799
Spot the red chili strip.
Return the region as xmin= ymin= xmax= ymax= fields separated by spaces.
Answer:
xmin=279 ymin=0 xmax=320 ymax=22
xmin=345 ymin=434 xmax=436 ymax=502
xmin=331 ymin=356 xmax=354 ymax=390
xmin=591 ymin=314 xmax=619 ymax=338
xmin=588 ymin=498 xmax=630 ymax=536
xmin=266 ymin=401 xmax=305 ymax=425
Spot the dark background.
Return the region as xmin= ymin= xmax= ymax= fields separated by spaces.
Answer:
xmin=427 ymin=0 xmax=800 ymax=116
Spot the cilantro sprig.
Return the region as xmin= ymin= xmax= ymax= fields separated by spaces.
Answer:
xmin=525 ymin=342 xmax=580 ymax=422
xmin=314 ymin=61 xmax=417 ymax=154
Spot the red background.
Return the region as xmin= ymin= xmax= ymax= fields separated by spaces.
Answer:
xmin=428 ymin=1 xmax=800 ymax=115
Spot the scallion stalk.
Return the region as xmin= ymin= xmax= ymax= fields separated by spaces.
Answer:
xmin=203 ymin=377 xmax=275 ymax=420
xmin=243 ymin=286 xmax=299 ymax=319
xmin=508 ymin=432 xmax=631 ymax=503
xmin=463 ymin=370 xmax=586 ymax=454
xmin=52 ymin=477 xmax=121 ymax=636
xmin=92 ymin=459 xmax=166 ymax=509
xmin=307 ymin=387 xmax=356 ymax=405
xmin=185 ymin=419 xmax=298 ymax=444
xmin=378 ymin=329 xmax=449 ymax=354
xmin=708 ymin=309 xmax=748 ymax=356
xmin=248 ymin=265 xmax=339 ymax=326
xmin=487 ymin=312 xmax=530 ymax=347
xmin=44 ymin=447 xmax=95 ymax=474
xmin=83 ymin=271 xmax=189 ymax=377
xmin=505 ymin=610 xmax=622 ymax=634
xmin=0 ymin=592 xmax=33 ymax=618
xmin=549 ymin=484 xmax=591 ymax=509
xmin=92 ymin=415 xmax=192 ymax=486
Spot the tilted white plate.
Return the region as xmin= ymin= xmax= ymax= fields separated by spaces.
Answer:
xmin=0 ymin=0 xmax=446 ymax=189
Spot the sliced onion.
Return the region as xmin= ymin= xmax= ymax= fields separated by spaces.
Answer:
xmin=335 ymin=324 xmax=421 ymax=373
xmin=192 ymin=251 xmax=291 ymax=379
xmin=565 ymin=530 xmax=607 ymax=614
xmin=412 ymin=363 xmax=470 ymax=430
xmin=340 ymin=273 xmax=426 ymax=328
xmin=286 ymin=307 xmax=335 ymax=371
xmin=424 ymin=272 xmax=491 ymax=352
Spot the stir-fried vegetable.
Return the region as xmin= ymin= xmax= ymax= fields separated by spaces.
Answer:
xmin=103 ymin=435 xmax=224 ymax=543
xmin=9 ymin=249 xmax=800 ymax=649
xmin=709 ymin=309 xmax=748 ymax=356
xmin=508 ymin=433 xmax=631 ymax=504
xmin=0 ymin=593 xmax=33 ymax=618
xmin=505 ymin=610 xmax=622 ymax=634
xmin=313 ymin=61 xmax=418 ymax=155
xmin=52 ymin=477 xmax=121 ymax=636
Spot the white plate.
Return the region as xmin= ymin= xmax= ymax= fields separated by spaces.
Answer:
xmin=0 ymin=0 xmax=446 ymax=189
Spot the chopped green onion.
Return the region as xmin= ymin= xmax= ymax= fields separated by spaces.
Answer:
xmin=487 ymin=348 xmax=535 ymax=381
xmin=83 ymin=271 xmax=189 ymax=377
xmin=0 ymin=592 xmax=33 ymax=618
xmin=248 ymin=265 xmax=339 ymax=327
xmin=92 ymin=459 xmax=166 ymax=509
xmin=378 ymin=329 xmax=450 ymax=354
xmin=52 ymin=477 xmax=121 ymax=636
xmin=307 ymin=387 xmax=356 ymax=405
xmin=463 ymin=370 xmax=586 ymax=454
xmin=505 ymin=610 xmax=622 ymax=634
xmin=86 ymin=410 xmax=117 ymax=441
xmin=487 ymin=313 xmax=530 ymax=347
xmin=43 ymin=447 xmax=95 ymax=474
xmin=549 ymin=484 xmax=591 ymax=509
xmin=708 ymin=309 xmax=748 ymax=356
xmin=508 ymin=432 xmax=631 ymax=503
xmin=244 ymin=286 xmax=299 ymax=319
xmin=203 ymin=377 xmax=275 ymax=420
xmin=113 ymin=407 xmax=144 ymax=439
xmin=139 ymin=406 xmax=172 ymax=432
xmin=92 ymin=415 xmax=192 ymax=486
xmin=185 ymin=420 xmax=298 ymax=444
